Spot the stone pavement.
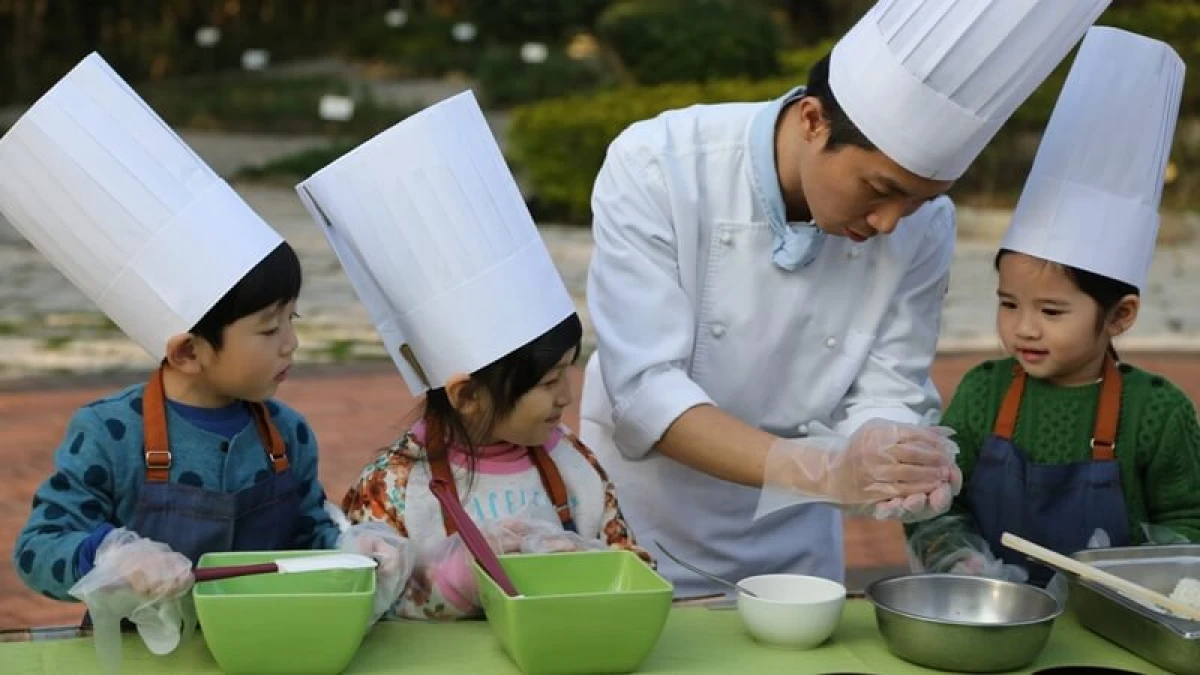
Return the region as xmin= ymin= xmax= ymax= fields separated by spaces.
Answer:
xmin=6 ymin=353 xmax=1200 ymax=629
xmin=2 ymin=183 xmax=1200 ymax=381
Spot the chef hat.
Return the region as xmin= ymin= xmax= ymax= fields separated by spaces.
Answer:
xmin=830 ymin=0 xmax=1110 ymax=180
xmin=1001 ymin=27 xmax=1184 ymax=291
xmin=296 ymin=91 xmax=575 ymax=395
xmin=0 ymin=53 xmax=283 ymax=360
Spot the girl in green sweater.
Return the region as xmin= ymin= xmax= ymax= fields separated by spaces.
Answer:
xmin=907 ymin=27 xmax=1200 ymax=586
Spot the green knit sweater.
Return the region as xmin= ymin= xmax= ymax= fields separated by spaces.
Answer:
xmin=908 ymin=357 xmax=1200 ymax=568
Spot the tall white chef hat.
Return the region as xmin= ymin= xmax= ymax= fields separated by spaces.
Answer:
xmin=296 ymin=91 xmax=575 ymax=395
xmin=830 ymin=0 xmax=1111 ymax=180
xmin=1001 ymin=27 xmax=1185 ymax=291
xmin=0 ymin=53 xmax=283 ymax=360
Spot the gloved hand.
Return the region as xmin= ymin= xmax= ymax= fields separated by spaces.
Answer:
xmin=906 ymin=515 xmax=1028 ymax=582
xmin=424 ymin=510 xmax=606 ymax=615
xmin=1141 ymin=522 xmax=1191 ymax=545
xmin=68 ymin=528 xmax=196 ymax=673
xmin=867 ymin=426 xmax=963 ymax=522
xmin=757 ymin=419 xmax=960 ymax=520
xmin=336 ymin=522 xmax=416 ymax=623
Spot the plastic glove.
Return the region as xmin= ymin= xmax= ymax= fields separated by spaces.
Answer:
xmin=1141 ymin=522 xmax=1192 ymax=545
xmin=68 ymin=528 xmax=196 ymax=673
xmin=757 ymin=419 xmax=960 ymax=520
xmin=337 ymin=522 xmax=416 ymax=623
xmin=422 ymin=507 xmax=600 ymax=615
xmin=868 ymin=426 xmax=963 ymax=522
xmin=519 ymin=528 xmax=607 ymax=554
xmin=906 ymin=515 xmax=1029 ymax=582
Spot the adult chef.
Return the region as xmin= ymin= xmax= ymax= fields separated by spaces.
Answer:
xmin=579 ymin=0 xmax=1113 ymax=598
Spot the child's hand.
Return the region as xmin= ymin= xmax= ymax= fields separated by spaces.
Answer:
xmin=336 ymin=522 xmax=416 ymax=623
xmin=518 ymin=530 xmax=607 ymax=554
xmin=69 ymin=528 xmax=196 ymax=664
xmin=90 ymin=528 xmax=193 ymax=598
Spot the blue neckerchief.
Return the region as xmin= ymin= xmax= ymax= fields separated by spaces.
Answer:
xmin=748 ymin=86 xmax=826 ymax=271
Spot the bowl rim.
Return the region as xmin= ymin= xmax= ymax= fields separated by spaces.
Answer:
xmin=736 ymin=573 xmax=847 ymax=606
xmin=473 ymin=550 xmax=675 ymax=601
xmin=864 ymin=573 xmax=1064 ymax=627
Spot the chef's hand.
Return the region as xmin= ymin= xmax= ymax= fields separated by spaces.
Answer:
xmin=762 ymin=419 xmax=959 ymax=507
xmin=868 ymin=426 xmax=963 ymax=521
xmin=337 ymin=522 xmax=416 ymax=623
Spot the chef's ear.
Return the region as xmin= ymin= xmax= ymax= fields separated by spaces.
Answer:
xmin=795 ymin=96 xmax=830 ymax=144
xmin=1105 ymin=295 xmax=1140 ymax=338
xmin=444 ymin=373 xmax=479 ymax=413
xmin=164 ymin=333 xmax=203 ymax=374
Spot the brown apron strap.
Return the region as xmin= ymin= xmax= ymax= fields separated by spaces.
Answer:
xmin=1091 ymin=356 xmax=1122 ymax=461
xmin=142 ymin=365 xmax=290 ymax=481
xmin=247 ymin=401 xmax=290 ymax=473
xmin=529 ymin=445 xmax=574 ymax=531
xmin=992 ymin=364 xmax=1027 ymax=440
xmin=143 ymin=366 xmax=172 ymax=482
xmin=991 ymin=358 xmax=1122 ymax=460
xmin=426 ymin=417 xmax=573 ymax=536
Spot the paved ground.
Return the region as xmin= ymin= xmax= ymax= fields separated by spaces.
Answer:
xmin=6 ymin=352 xmax=1200 ymax=629
xmin=3 ymin=183 xmax=1200 ymax=383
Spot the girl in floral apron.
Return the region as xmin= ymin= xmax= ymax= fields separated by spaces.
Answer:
xmin=297 ymin=90 xmax=650 ymax=622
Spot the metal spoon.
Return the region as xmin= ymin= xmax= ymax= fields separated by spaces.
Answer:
xmin=655 ymin=541 xmax=758 ymax=598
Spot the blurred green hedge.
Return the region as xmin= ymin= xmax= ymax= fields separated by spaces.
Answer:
xmin=596 ymin=0 xmax=781 ymax=85
xmin=509 ymin=78 xmax=797 ymax=223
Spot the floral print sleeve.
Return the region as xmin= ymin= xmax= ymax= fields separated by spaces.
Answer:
xmin=564 ymin=433 xmax=655 ymax=567
xmin=341 ymin=435 xmax=476 ymax=622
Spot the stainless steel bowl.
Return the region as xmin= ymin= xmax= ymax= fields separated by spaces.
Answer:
xmin=866 ymin=574 xmax=1063 ymax=673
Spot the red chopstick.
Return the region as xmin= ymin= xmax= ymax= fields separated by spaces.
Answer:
xmin=429 ymin=478 xmax=520 ymax=597
xmin=193 ymin=562 xmax=280 ymax=582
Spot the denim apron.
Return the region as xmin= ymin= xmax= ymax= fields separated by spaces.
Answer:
xmin=128 ymin=366 xmax=301 ymax=559
xmin=967 ymin=357 xmax=1130 ymax=586
xmin=82 ymin=366 xmax=299 ymax=629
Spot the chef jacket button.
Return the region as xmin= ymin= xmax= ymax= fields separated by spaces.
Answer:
xmin=797 ymin=423 xmax=809 ymax=435
xmin=848 ymin=248 xmax=861 ymax=259
xmin=711 ymin=324 xmax=726 ymax=338
xmin=720 ymin=232 xmax=734 ymax=246
xmin=824 ymin=337 xmax=837 ymax=349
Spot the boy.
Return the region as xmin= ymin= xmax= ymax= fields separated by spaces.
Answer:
xmin=1 ymin=54 xmax=408 ymax=636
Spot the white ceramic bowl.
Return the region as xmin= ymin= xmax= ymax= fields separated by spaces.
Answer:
xmin=737 ymin=574 xmax=846 ymax=649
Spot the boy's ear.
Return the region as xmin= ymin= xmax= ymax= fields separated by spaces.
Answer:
xmin=444 ymin=373 xmax=477 ymax=412
xmin=1107 ymin=294 xmax=1141 ymax=338
xmin=165 ymin=333 xmax=203 ymax=374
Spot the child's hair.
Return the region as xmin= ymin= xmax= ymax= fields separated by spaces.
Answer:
xmin=803 ymin=54 xmax=877 ymax=153
xmin=422 ymin=313 xmax=584 ymax=473
xmin=995 ymin=248 xmax=1139 ymax=358
xmin=189 ymin=241 xmax=303 ymax=350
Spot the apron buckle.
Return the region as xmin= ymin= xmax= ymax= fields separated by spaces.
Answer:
xmin=145 ymin=449 xmax=172 ymax=469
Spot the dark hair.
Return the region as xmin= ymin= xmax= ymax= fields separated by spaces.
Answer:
xmin=804 ymin=54 xmax=876 ymax=152
xmin=995 ymin=248 xmax=1138 ymax=358
xmin=422 ymin=313 xmax=583 ymax=479
xmin=189 ymin=241 xmax=303 ymax=350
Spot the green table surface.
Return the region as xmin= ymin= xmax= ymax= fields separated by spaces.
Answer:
xmin=1 ymin=599 xmax=1167 ymax=674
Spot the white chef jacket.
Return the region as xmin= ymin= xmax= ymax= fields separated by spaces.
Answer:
xmin=579 ymin=98 xmax=953 ymax=598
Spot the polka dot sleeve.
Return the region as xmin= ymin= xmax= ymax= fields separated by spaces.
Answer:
xmin=13 ymin=406 xmax=119 ymax=601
